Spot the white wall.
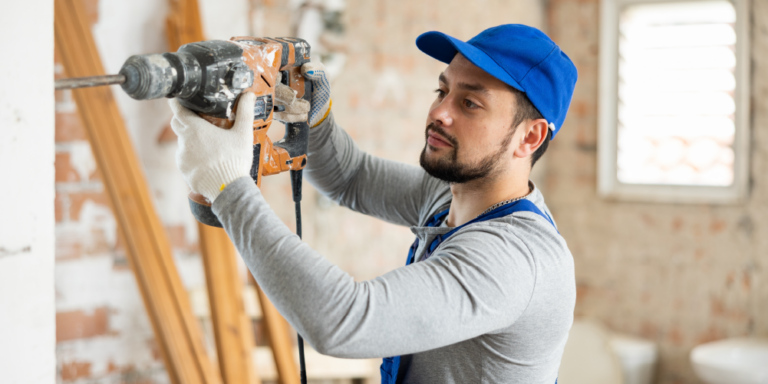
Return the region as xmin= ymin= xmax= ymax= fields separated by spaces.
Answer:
xmin=0 ymin=0 xmax=56 ymax=383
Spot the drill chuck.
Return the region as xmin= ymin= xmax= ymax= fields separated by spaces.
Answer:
xmin=57 ymin=38 xmax=310 ymax=120
xmin=119 ymin=52 xmax=203 ymax=100
xmin=116 ymin=41 xmax=258 ymax=118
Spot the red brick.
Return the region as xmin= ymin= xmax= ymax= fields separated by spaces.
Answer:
xmin=56 ymin=307 xmax=110 ymax=342
xmin=166 ymin=225 xmax=198 ymax=252
xmin=56 ymin=236 xmax=83 ymax=261
xmin=60 ymin=361 xmax=91 ymax=381
xmin=667 ymin=326 xmax=684 ymax=346
xmin=55 ymin=112 xmax=87 ymax=142
xmin=640 ymin=321 xmax=661 ymax=340
xmin=696 ymin=325 xmax=725 ymax=344
xmin=55 ymin=193 xmax=65 ymax=223
xmin=55 ymin=152 xmax=82 ymax=182
xmin=68 ymin=191 xmax=109 ymax=221
xmin=252 ymin=318 xmax=269 ymax=347
xmin=147 ymin=338 xmax=163 ymax=361
xmin=82 ymin=0 xmax=100 ymax=25
xmin=742 ymin=271 xmax=751 ymax=291
xmin=710 ymin=219 xmax=726 ymax=234
xmin=710 ymin=297 xmax=726 ymax=316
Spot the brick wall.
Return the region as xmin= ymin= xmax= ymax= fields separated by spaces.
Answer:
xmin=546 ymin=0 xmax=768 ymax=383
xmin=54 ymin=58 xmax=171 ymax=384
xmin=53 ymin=1 xmax=194 ymax=382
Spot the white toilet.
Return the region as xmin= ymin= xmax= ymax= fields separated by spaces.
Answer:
xmin=609 ymin=333 xmax=658 ymax=384
xmin=560 ymin=320 xmax=658 ymax=384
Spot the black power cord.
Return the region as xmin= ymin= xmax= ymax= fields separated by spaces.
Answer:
xmin=290 ymin=169 xmax=308 ymax=384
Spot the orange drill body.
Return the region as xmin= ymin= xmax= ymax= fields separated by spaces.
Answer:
xmin=199 ymin=37 xmax=311 ymax=187
xmin=171 ymin=37 xmax=312 ymax=222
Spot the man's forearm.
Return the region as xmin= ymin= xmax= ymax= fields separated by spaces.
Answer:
xmin=304 ymin=112 xmax=432 ymax=227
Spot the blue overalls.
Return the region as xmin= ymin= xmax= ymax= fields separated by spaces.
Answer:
xmin=379 ymin=199 xmax=558 ymax=384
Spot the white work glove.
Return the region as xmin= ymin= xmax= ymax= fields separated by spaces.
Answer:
xmin=302 ymin=61 xmax=332 ymax=128
xmin=169 ymin=93 xmax=256 ymax=203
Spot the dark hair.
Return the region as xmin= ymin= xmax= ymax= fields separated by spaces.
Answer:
xmin=509 ymin=87 xmax=549 ymax=168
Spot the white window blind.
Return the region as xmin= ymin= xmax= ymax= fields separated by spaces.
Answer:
xmin=598 ymin=0 xmax=749 ymax=203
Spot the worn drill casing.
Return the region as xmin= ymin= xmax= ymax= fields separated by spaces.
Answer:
xmin=170 ymin=37 xmax=312 ymax=227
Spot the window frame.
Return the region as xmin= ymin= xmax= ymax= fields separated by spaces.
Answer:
xmin=597 ymin=0 xmax=750 ymax=204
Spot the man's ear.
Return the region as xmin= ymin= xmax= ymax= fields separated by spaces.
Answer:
xmin=513 ymin=118 xmax=549 ymax=159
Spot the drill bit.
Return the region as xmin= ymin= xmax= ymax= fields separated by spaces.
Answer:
xmin=55 ymin=74 xmax=126 ymax=90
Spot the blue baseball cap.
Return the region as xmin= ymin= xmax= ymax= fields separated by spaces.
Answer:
xmin=416 ymin=24 xmax=577 ymax=139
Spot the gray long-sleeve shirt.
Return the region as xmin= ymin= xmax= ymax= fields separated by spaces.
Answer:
xmin=212 ymin=113 xmax=576 ymax=383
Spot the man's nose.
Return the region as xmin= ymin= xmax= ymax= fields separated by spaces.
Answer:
xmin=428 ymin=99 xmax=454 ymax=128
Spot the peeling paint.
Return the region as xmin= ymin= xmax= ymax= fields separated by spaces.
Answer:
xmin=68 ymin=141 xmax=97 ymax=181
xmin=0 ymin=245 xmax=32 ymax=258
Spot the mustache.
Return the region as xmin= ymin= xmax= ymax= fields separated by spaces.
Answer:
xmin=425 ymin=123 xmax=458 ymax=147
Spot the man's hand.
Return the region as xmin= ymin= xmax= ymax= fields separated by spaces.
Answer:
xmin=302 ymin=61 xmax=332 ymax=128
xmin=169 ymin=93 xmax=256 ymax=203
xmin=273 ymin=61 xmax=332 ymax=128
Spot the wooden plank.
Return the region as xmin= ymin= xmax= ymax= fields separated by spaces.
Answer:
xmin=253 ymin=277 xmax=301 ymax=384
xmin=199 ymin=228 xmax=259 ymax=384
xmin=165 ymin=1 xmax=300 ymax=382
xmin=53 ymin=1 xmax=221 ymax=383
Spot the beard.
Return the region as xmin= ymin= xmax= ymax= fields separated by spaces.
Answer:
xmin=419 ymin=123 xmax=514 ymax=184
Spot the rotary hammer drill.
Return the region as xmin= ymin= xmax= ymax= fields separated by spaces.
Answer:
xmin=56 ymin=36 xmax=313 ymax=228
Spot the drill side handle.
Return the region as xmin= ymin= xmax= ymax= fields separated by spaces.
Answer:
xmin=274 ymin=121 xmax=310 ymax=162
xmin=250 ymin=143 xmax=263 ymax=187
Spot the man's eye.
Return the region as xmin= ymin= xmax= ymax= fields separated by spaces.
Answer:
xmin=464 ymin=99 xmax=478 ymax=109
xmin=434 ymin=89 xmax=446 ymax=98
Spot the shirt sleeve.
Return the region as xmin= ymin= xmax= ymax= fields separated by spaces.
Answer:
xmin=213 ymin=177 xmax=537 ymax=358
xmin=303 ymin=112 xmax=430 ymax=227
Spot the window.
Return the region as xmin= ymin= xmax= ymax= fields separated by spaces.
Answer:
xmin=598 ymin=0 xmax=749 ymax=203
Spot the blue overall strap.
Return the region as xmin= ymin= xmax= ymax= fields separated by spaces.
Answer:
xmin=423 ymin=199 xmax=557 ymax=260
xmin=381 ymin=199 xmax=556 ymax=384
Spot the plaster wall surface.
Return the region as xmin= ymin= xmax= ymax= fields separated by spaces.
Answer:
xmin=0 ymin=0 xmax=56 ymax=383
xmin=546 ymin=1 xmax=768 ymax=383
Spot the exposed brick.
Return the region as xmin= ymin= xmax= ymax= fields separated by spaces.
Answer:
xmin=147 ymin=338 xmax=163 ymax=362
xmin=710 ymin=219 xmax=726 ymax=234
xmin=696 ymin=325 xmax=725 ymax=345
xmin=667 ymin=326 xmax=684 ymax=347
xmin=60 ymin=361 xmax=92 ymax=382
xmin=741 ymin=270 xmax=751 ymax=292
xmin=56 ymin=238 xmax=82 ymax=260
xmin=55 ymin=112 xmax=87 ymax=142
xmin=55 ymin=152 xmax=81 ymax=182
xmin=546 ymin=1 xmax=768 ymax=382
xmin=55 ymin=192 xmax=65 ymax=223
xmin=82 ymin=0 xmax=100 ymax=25
xmin=68 ymin=191 xmax=109 ymax=221
xmin=56 ymin=307 xmax=110 ymax=342
xmin=166 ymin=225 xmax=197 ymax=252
xmin=251 ymin=318 xmax=276 ymax=347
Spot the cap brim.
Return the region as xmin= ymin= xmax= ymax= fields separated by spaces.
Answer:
xmin=416 ymin=31 xmax=525 ymax=93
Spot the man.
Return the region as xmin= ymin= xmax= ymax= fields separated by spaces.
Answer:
xmin=170 ymin=24 xmax=577 ymax=383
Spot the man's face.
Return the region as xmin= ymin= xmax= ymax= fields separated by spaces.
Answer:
xmin=420 ymin=54 xmax=520 ymax=184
